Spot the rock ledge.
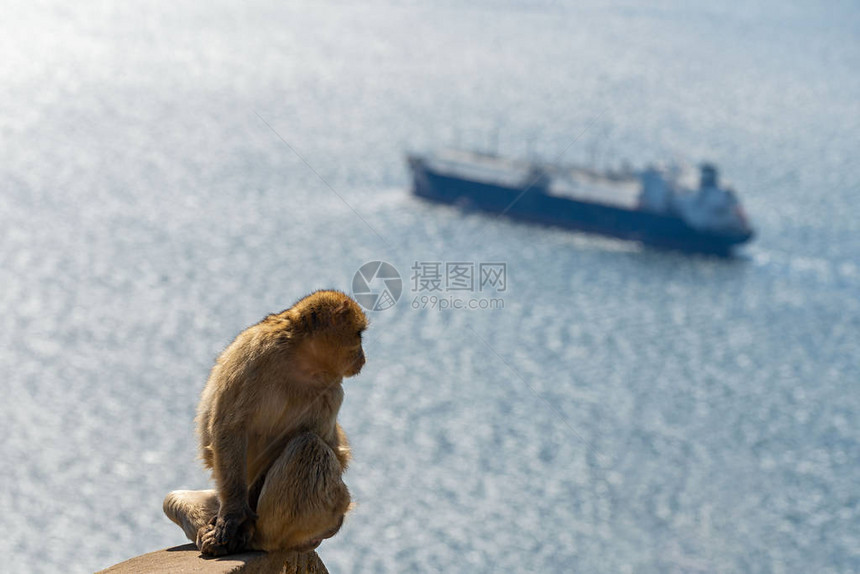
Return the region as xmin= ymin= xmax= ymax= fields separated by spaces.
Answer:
xmin=97 ymin=543 xmax=329 ymax=573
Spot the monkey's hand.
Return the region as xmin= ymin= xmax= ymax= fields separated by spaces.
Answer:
xmin=197 ymin=504 xmax=257 ymax=556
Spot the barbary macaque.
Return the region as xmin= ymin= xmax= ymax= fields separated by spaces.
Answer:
xmin=163 ymin=290 xmax=367 ymax=556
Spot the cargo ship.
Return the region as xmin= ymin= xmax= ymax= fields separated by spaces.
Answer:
xmin=406 ymin=150 xmax=754 ymax=255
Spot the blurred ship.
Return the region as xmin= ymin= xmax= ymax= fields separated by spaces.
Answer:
xmin=407 ymin=150 xmax=754 ymax=255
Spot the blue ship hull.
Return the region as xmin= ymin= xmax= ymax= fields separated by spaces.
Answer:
xmin=409 ymin=156 xmax=753 ymax=256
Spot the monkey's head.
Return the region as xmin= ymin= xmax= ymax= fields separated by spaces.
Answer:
xmin=291 ymin=290 xmax=368 ymax=380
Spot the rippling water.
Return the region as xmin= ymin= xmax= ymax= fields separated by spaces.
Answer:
xmin=1 ymin=2 xmax=858 ymax=572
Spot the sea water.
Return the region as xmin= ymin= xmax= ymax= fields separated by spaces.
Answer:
xmin=1 ymin=1 xmax=858 ymax=572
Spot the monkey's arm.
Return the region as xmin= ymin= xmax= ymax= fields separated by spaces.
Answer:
xmin=199 ymin=398 xmax=257 ymax=555
xmin=211 ymin=427 xmax=251 ymax=512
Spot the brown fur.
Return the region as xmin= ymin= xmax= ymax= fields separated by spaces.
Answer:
xmin=164 ymin=291 xmax=367 ymax=556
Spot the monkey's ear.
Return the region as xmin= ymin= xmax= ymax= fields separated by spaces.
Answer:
xmin=330 ymin=300 xmax=352 ymax=325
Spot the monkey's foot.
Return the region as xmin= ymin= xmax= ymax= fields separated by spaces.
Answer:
xmin=197 ymin=508 xmax=257 ymax=557
xmin=163 ymin=490 xmax=219 ymax=544
xmin=295 ymin=515 xmax=346 ymax=552
xmin=196 ymin=523 xmax=229 ymax=557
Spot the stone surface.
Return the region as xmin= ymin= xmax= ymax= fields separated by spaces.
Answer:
xmin=97 ymin=544 xmax=329 ymax=574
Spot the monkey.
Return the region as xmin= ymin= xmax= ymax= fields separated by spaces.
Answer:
xmin=163 ymin=290 xmax=368 ymax=557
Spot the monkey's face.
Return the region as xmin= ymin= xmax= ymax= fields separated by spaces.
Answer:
xmin=294 ymin=291 xmax=368 ymax=380
xmin=344 ymin=341 xmax=365 ymax=377
xmin=312 ymin=329 xmax=364 ymax=379
xmin=330 ymin=296 xmax=367 ymax=378
xmin=330 ymin=317 xmax=366 ymax=378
